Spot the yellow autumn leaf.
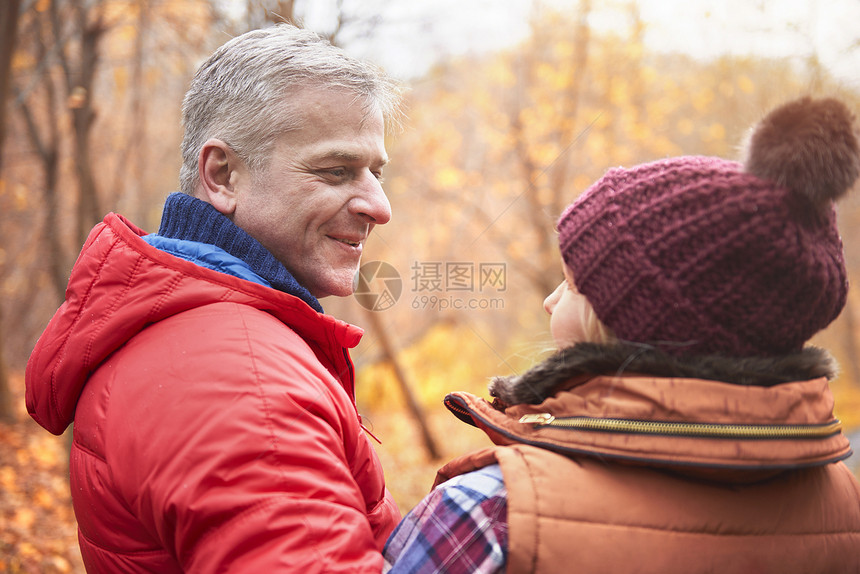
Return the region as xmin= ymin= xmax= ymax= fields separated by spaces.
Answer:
xmin=536 ymin=62 xmax=556 ymax=83
xmin=32 ymin=437 xmax=60 ymax=466
xmin=13 ymin=182 xmax=29 ymax=210
xmin=706 ymin=122 xmax=726 ymax=142
xmin=489 ymin=60 xmax=517 ymax=88
xmin=46 ymin=556 xmax=73 ymax=573
xmin=553 ymin=40 xmax=575 ymax=61
xmin=0 ymin=466 xmax=16 ymax=492
xmin=678 ymin=118 xmax=695 ymax=136
xmin=12 ymin=51 xmax=35 ymax=71
xmin=573 ymin=173 xmax=593 ymax=193
xmin=15 ymin=508 xmax=36 ymax=531
xmin=738 ymin=75 xmax=755 ymax=94
xmin=434 ymin=167 xmax=465 ymax=190
xmin=117 ymin=23 xmax=137 ymax=44
xmin=609 ymin=80 xmax=629 ymax=106
xmin=631 ymin=124 xmax=651 ymax=143
xmin=16 ymin=448 xmax=30 ymax=465
xmin=641 ymin=66 xmax=658 ymax=83
xmin=692 ymin=90 xmax=714 ymax=112
xmin=534 ymin=142 xmax=563 ymax=168
xmin=34 ymin=487 xmax=54 ymax=509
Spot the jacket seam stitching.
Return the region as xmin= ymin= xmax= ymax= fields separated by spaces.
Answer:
xmin=48 ymin=228 xmax=118 ymax=421
xmin=148 ymin=274 xmax=185 ymax=317
xmin=82 ymin=253 xmax=145 ymax=367
xmin=234 ymin=304 xmax=284 ymax=480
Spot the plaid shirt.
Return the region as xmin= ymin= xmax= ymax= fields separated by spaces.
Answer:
xmin=383 ymin=463 xmax=508 ymax=573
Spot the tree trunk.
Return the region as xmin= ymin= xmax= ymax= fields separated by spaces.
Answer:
xmin=0 ymin=0 xmax=22 ymax=424
xmin=29 ymin=162 xmax=64 ymax=299
xmin=50 ymin=0 xmax=106 ymax=246
xmin=68 ymin=2 xmax=105 ymax=245
xmin=110 ymin=0 xmax=150 ymax=221
xmin=363 ymin=309 xmax=440 ymax=460
xmin=18 ymin=8 xmax=66 ymax=303
xmin=0 ymin=0 xmax=21 ymax=175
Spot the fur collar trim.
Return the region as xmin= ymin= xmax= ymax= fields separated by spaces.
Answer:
xmin=489 ymin=342 xmax=838 ymax=406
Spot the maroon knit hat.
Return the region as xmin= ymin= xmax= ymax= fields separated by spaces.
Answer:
xmin=558 ymin=97 xmax=860 ymax=357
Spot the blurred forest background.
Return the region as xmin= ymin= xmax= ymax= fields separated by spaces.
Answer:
xmin=1 ymin=0 xmax=859 ymax=570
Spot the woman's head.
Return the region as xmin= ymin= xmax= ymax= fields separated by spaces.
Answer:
xmin=555 ymin=96 xmax=859 ymax=358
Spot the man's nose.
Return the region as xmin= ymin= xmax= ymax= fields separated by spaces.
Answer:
xmin=351 ymin=171 xmax=392 ymax=225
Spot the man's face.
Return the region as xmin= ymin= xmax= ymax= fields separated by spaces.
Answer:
xmin=231 ymin=87 xmax=391 ymax=298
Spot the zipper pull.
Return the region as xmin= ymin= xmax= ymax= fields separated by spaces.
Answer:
xmin=519 ymin=413 xmax=555 ymax=425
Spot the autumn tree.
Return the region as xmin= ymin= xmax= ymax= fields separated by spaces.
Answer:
xmin=15 ymin=2 xmax=66 ymax=303
xmin=1 ymin=0 xmax=220 ymax=390
xmin=0 ymin=0 xmax=21 ymax=175
xmin=0 ymin=0 xmax=22 ymax=423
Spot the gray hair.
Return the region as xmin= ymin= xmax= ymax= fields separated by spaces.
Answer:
xmin=179 ymin=24 xmax=403 ymax=195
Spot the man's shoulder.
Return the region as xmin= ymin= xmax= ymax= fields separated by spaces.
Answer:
xmin=146 ymin=300 xmax=312 ymax=348
xmin=117 ymin=301 xmax=339 ymax=401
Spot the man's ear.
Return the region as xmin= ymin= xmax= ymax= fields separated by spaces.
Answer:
xmin=197 ymin=138 xmax=244 ymax=216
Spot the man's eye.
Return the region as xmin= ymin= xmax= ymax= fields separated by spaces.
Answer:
xmin=327 ymin=168 xmax=347 ymax=178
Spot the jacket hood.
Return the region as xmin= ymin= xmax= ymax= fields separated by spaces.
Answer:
xmin=26 ymin=213 xmax=363 ymax=435
xmin=445 ymin=342 xmax=851 ymax=477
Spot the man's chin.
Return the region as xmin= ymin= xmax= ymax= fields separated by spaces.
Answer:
xmin=314 ymin=287 xmax=354 ymax=299
xmin=309 ymin=272 xmax=359 ymax=299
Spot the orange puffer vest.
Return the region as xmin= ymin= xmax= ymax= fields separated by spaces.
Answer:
xmin=436 ymin=344 xmax=860 ymax=573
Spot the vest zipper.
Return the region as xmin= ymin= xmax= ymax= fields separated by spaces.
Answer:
xmin=517 ymin=413 xmax=842 ymax=440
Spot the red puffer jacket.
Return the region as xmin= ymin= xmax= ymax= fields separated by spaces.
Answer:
xmin=26 ymin=214 xmax=399 ymax=572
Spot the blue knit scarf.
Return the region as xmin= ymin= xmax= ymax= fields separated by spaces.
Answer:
xmin=155 ymin=192 xmax=323 ymax=312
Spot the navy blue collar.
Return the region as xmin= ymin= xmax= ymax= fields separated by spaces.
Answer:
xmin=156 ymin=192 xmax=323 ymax=312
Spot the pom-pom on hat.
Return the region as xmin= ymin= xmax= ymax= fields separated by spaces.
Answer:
xmin=558 ymin=97 xmax=860 ymax=357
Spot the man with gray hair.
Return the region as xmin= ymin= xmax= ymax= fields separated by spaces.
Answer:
xmin=26 ymin=24 xmax=403 ymax=572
